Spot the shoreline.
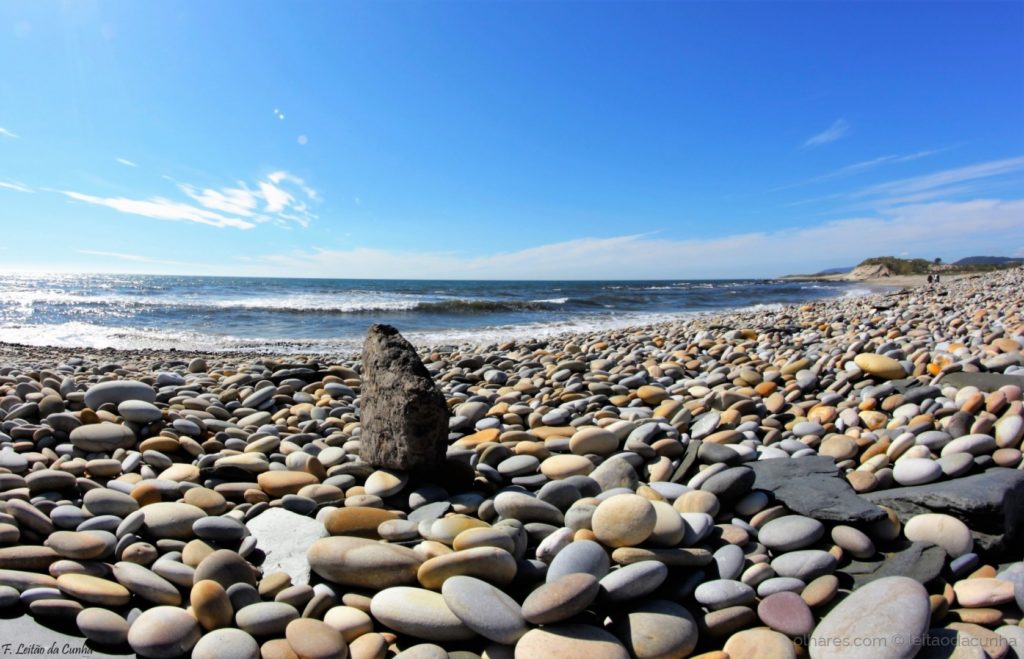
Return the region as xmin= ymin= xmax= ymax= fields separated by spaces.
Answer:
xmin=0 ymin=266 xmax=1020 ymax=655
xmin=0 ymin=278 xmax=920 ymax=367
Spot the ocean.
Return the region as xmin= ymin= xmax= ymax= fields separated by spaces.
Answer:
xmin=0 ymin=274 xmax=875 ymax=353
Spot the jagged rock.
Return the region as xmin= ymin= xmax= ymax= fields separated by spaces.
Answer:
xmin=864 ymin=468 xmax=1024 ymax=557
xmin=749 ymin=456 xmax=886 ymax=523
xmin=245 ymin=508 xmax=328 ymax=585
xmin=359 ymin=324 xmax=449 ymax=471
xmin=841 ymin=542 xmax=947 ymax=587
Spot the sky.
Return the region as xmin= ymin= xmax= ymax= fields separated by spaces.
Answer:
xmin=0 ymin=1 xmax=1022 ymax=280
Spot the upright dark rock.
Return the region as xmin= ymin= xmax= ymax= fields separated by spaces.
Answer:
xmin=359 ymin=324 xmax=449 ymax=471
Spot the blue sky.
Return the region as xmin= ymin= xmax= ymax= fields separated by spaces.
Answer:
xmin=1 ymin=1 xmax=1022 ymax=279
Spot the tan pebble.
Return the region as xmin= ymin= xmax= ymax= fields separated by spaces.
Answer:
xmin=261 ymin=638 xmax=300 ymax=659
xmin=673 ymin=490 xmax=720 ymax=516
xmin=285 ymin=618 xmax=348 ymax=659
xmin=723 ymin=628 xmax=797 ymax=658
xmin=190 ymin=579 xmax=232 ymax=631
xmin=702 ymin=606 xmax=757 ymax=638
xmin=416 ymin=547 xmax=517 ymax=590
xmin=56 ymin=573 xmax=131 ymax=606
xmin=323 ymin=605 xmax=374 ymax=643
xmin=324 ymin=508 xmax=399 ymax=538
xmin=953 ymin=578 xmax=1015 ymax=608
xmin=591 ymin=494 xmax=656 ymax=548
xmin=801 ymin=575 xmax=839 ymax=608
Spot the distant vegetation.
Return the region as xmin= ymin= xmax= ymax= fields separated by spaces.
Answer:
xmin=858 ymin=256 xmax=933 ymax=275
xmin=856 ymin=255 xmax=1023 ymax=275
xmin=954 ymin=256 xmax=1024 ymax=266
xmin=814 ymin=266 xmax=853 ymax=275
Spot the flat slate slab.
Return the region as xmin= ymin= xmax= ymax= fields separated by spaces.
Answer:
xmin=841 ymin=541 xmax=947 ymax=587
xmin=864 ymin=467 xmax=1024 ymax=557
xmin=749 ymin=456 xmax=886 ymax=523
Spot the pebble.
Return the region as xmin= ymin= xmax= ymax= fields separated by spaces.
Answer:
xmin=76 ymin=607 xmax=130 ymax=645
xmin=128 ymin=605 xmax=202 ymax=658
xmin=522 ymin=572 xmax=600 ymax=624
xmin=809 ymin=577 xmax=930 ymax=659
xmin=284 ymin=618 xmax=349 ymax=659
xmin=904 ymin=514 xmax=974 ymax=558
xmin=591 ymin=494 xmax=657 ymax=548
xmin=441 ymin=575 xmax=527 ymax=644
xmin=308 ymin=536 xmax=422 ymax=589
xmin=611 ymin=599 xmax=699 ymax=659
xmin=515 ymin=624 xmax=629 ymax=659
xmin=192 ymin=628 xmax=260 ymax=659
xmin=235 ymin=601 xmax=299 ymax=636
xmin=758 ymin=515 xmax=825 ymax=552
xmin=370 ymin=587 xmax=475 ymax=642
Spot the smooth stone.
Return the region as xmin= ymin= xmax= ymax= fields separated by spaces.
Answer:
xmin=611 ymin=599 xmax=699 ymax=659
xmin=142 ymin=502 xmax=207 ymax=539
xmin=570 ymin=427 xmax=619 ymax=456
xmin=855 ymin=354 xmax=908 ymax=380
xmin=417 ymin=547 xmax=518 ymax=590
xmin=493 ymin=491 xmax=565 ymax=525
xmin=515 ymin=624 xmax=629 ymax=659
xmin=546 ymin=539 xmax=610 ymax=583
xmin=119 ymin=400 xmax=163 ymax=423
xmin=695 ymin=579 xmax=756 ymax=610
xmin=370 ymin=586 xmax=474 ymax=642
xmin=522 ymin=573 xmax=600 ymax=624
xmin=904 ymin=514 xmax=974 ymax=558
xmin=809 ymin=576 xmax=930 ymax=659
xmin=700 ymin=466 xmax=755 ymax=502
xmin=591 ymin=494 xmax=656 ymax=548
xmin=192 ymin=579 xmax=233 ymax=631
xmin=770 ymin=550 xmax=838 ymax=582
xmin=192 ymin=628 xmax=260 ymax=659
xmin=258 ymin=471 xmax=320 ymax=497
xmin=724 ymin=629 xmax=797 ymax=659
xmin=758 ymin=591 xmax=815 ymax=637
xmin=76 ymin=607 xmax=130 ymax=645
xmin=952 ymin=578 xmax=1016 ymax=608
xmin=85 ymin=380 xmax=156 ymax=409
xmin=113 ymin=561 xmax=181 ymax=605
xmin=193 ymin=516 xmax=246 ymax=542
xmin=56 ymin=573 xmax=131 ymax=606
xmin=235 ymin=601 xmax=299 ymax=636
xmin=308 ymin=536 xmax=422 ymax=589
xmin=84 ymin=488 xmax=139 ymax=517
xmin=70 ymin=422 xmax=136 ymax=452
xmin=598 ymin=560 xmax=668 ymax=602
xmin=364 ymin=469 xmax=408 ymax=498
xmin=442 ymin=575 xmax=527 ymax=645
xmin=830 ymin=525 xmax=875 ymax=559
xmin=937 ymin=453 xmax=975 ymax=477
xmin=284 ymin=618 xmax=348 ymax=659
xmin=45 ymin=531 xmax=110 ymax=560
xmin=26 ymin=468 xmax=77 ymax=492
xmin=713 ymin=544 xmax=745 ymax=580
xmin=892 ymin=458 xmax=944 ymax=486
xmin=941 ymin=434 xmax=996 ymax=457
xmin=758 ymin=515 xmax=825 ymax=552
xmin=128 ymin=605 xmax=202 ymax=658
xmin=193 ymin=549 xmax=257 ymax=589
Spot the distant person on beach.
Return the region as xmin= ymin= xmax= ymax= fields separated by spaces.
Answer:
xmin=927 ymin=274 xmax=933 ymax=285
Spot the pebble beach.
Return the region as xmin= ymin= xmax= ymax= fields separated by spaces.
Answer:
xmin=0 ymin=267 xmax=1022 ymax=659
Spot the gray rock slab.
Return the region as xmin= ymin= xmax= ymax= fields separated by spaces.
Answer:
xmin=749 ymin=455 xmax=886 ymax=523
xmin=841 ymin=541 xmax=947 ymax=587
xmin=864 ymin=467 xmax=1024 ymax=557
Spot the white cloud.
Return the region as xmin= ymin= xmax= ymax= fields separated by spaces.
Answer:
xmin=240 ymin=199 xmax=1024 ymax=280
xmin=803 ymin=118 xmax=850 ymax=148
xmin=116 ymin=158 xmax=138 ymax=168
xmin=0 ymin=128 xmax=18 ymax=139
xmin=0 ymin=180 xmax=32 ymax=193
xmin=62 ymin=191 xmax=256 ymax=229
xmin=62 ymin=169 xmax=319 ymax=230
xmin=179 ymin=182 xmax=261 ymax=217
xmin=853 ymin=156 xmax=1024 ymax=201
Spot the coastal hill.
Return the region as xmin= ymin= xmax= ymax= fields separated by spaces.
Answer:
xmin=783 ymin=255 xmax=1023 ymax=281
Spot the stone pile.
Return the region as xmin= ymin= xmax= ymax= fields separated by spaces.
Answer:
xmin=0 ymin=269 xmax=1020 ymax=657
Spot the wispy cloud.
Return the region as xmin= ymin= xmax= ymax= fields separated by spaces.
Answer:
xmin=241 ymin=198 xmax=1024 ymax=280
xmin=0 ymin=128 xmax=18 ymax=139
xmin=771 ymin=148 xmax=946 ymax=193
xmin=76 ymin=249 xmax=204 ymax=267
xmin=852 ymin=156 xmax=1024 ymax=202
xmin=61 ymin=169 xmax=319 ymax=230
xmin=62 ymin=191 xmax=257 ymax=229
xmin=0 ymin=180 xmax=33 ymax=193
xmin=803 ymin=118 xmax=849 ymax=149
xmin=116 ymin=158 xmax=138 ymax=168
